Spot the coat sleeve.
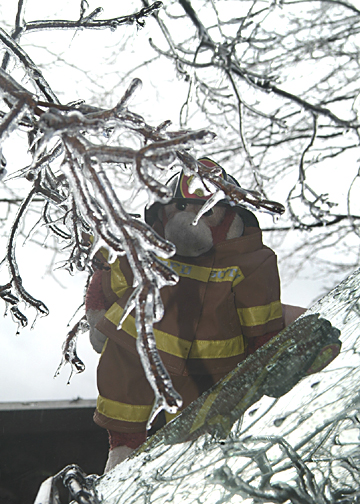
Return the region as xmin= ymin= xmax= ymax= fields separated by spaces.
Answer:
xmin=85 ymin=269 xmax=108 ymax=353
xmin=85 ymin=250 xmax=130 ymax=353
xmin=233 ymin=252 xmax=284 ymax=356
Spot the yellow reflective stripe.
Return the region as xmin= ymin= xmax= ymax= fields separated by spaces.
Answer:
xmin=105 ymin=304 xmax=245 ymax=359
xmin=105 ymin=303 xmax=191 ymax=359
xmin=189 ymin=335 xmax=245 ymax=359
xmin=157 ymin=257 xmax=211 ymax=282
xmin=232 ymin=271 xmax=244 ymax=288
xmin=157 ymin=257 xmax=244 ymax=285
xmin=97 ymin=247 xmax=244 ymax=292
xmin=110 ymin=259 xmax=129 ymax=298
xmin=97 ymin=394 xmax=152 ymax=423
xmin=210 ymin=267 xmax=244 ymax=287
xmin=237 ymin=300 xmax=282 ymax=327
xmin=98 ymin=246 xmax=109 ymax=261
xmin=165 ymin=410 xmax=181 ymax=423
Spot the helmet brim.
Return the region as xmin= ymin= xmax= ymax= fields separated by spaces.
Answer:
xmin=144 ymin=198 xmax=259 ymax=228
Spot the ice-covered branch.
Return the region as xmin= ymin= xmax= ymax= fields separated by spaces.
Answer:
xmin=177 ymin=150 xmax=285 ymax=216
xmin=54 ymin=315 xmax=88 ymax=383
xmin=0 ymin=28 xmax=58 ymax=103
xmin=0 ymin=0 xmax=289 ymax=418
xmin=6 ymin=183 xmax=49 ymax=331
xmin=0 ymin=68 xmax=40 ymax=151
xmin=0 ymin=68 xmax=223 ymax=416
xmin=24 ymin=2 xmax=163 ymax=32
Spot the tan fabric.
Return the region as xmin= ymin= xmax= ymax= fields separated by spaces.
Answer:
xmin=93 ymin=226 xmax=284 ymax=433
xmin=104 ymin=445 xmax=134 ymax=472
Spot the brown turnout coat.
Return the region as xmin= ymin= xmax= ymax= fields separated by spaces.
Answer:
xmin=93 ymin=226 xmax=284 ymax=433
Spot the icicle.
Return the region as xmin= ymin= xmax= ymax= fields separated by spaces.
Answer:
xmin=192 ymin=190 xmax=226 ymax=226
xmin=117 ymin=290 xmax=137 ymax=330
xmin=10 ymin=306 xmax=28 ymax=334
xmin=30 ymin=311 xmax=40 ymax=330
xmin=133 ymin=288 xmax=183 ymax=428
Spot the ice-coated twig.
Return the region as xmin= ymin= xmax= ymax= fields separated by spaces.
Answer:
xmin=0 ymin=28 xmax=59 ymax=103
xmin=22 ymin=2 xmax=163 ymax=33
xmin=135 ymin=281 xmax=183 ymax=428
xmin=0 ymin=2 xmax=163 ymax=100
xmin=0 ymin=68 xmax=38 ymax=139
xmin=177 ymin=151 xmax=285 ymax=215
xmin=7 ymin=184 xmax=49 ymax=321
xmin=234 ymin=435 xmax=328 ymax=504
xmin=59 ymin=149 xmax=181 ymax=411
xmin=43 ymin=202 xmax=71 ymax=241
xmin=114 ymin=77 xmax=142 ymax=112
xmin=276 ymin=437 xmax=326 ymax=503
xmin=0 ymin=282 xmax=19 ymax=308
xmin=54 ymin=315 xmax=87 ymax=384
xmin=0 ymin=282 xmax=26 ymax=333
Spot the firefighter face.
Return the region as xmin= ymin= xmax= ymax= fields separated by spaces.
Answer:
xmin=159 ymin=202 xmax=226 ymax=257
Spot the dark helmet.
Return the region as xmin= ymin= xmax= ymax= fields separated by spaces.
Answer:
xmin=145 ymin=156 xmax=259 ymax=228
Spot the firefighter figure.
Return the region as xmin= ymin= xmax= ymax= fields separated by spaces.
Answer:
xmin=85 ymin=157 xmax=309 ymax=471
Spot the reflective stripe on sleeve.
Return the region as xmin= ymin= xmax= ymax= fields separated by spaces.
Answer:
xmin=237 ymin=300 xmax=282 ymax=327
xmin=97 ymin=395 xmax=152 ymax=423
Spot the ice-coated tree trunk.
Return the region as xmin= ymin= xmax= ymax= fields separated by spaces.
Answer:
xmin=91 ymin=266 xmax=360 ymax=504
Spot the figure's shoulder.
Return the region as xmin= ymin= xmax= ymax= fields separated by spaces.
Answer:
xmin=215 ymin=226 xmax=265 ymax=255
